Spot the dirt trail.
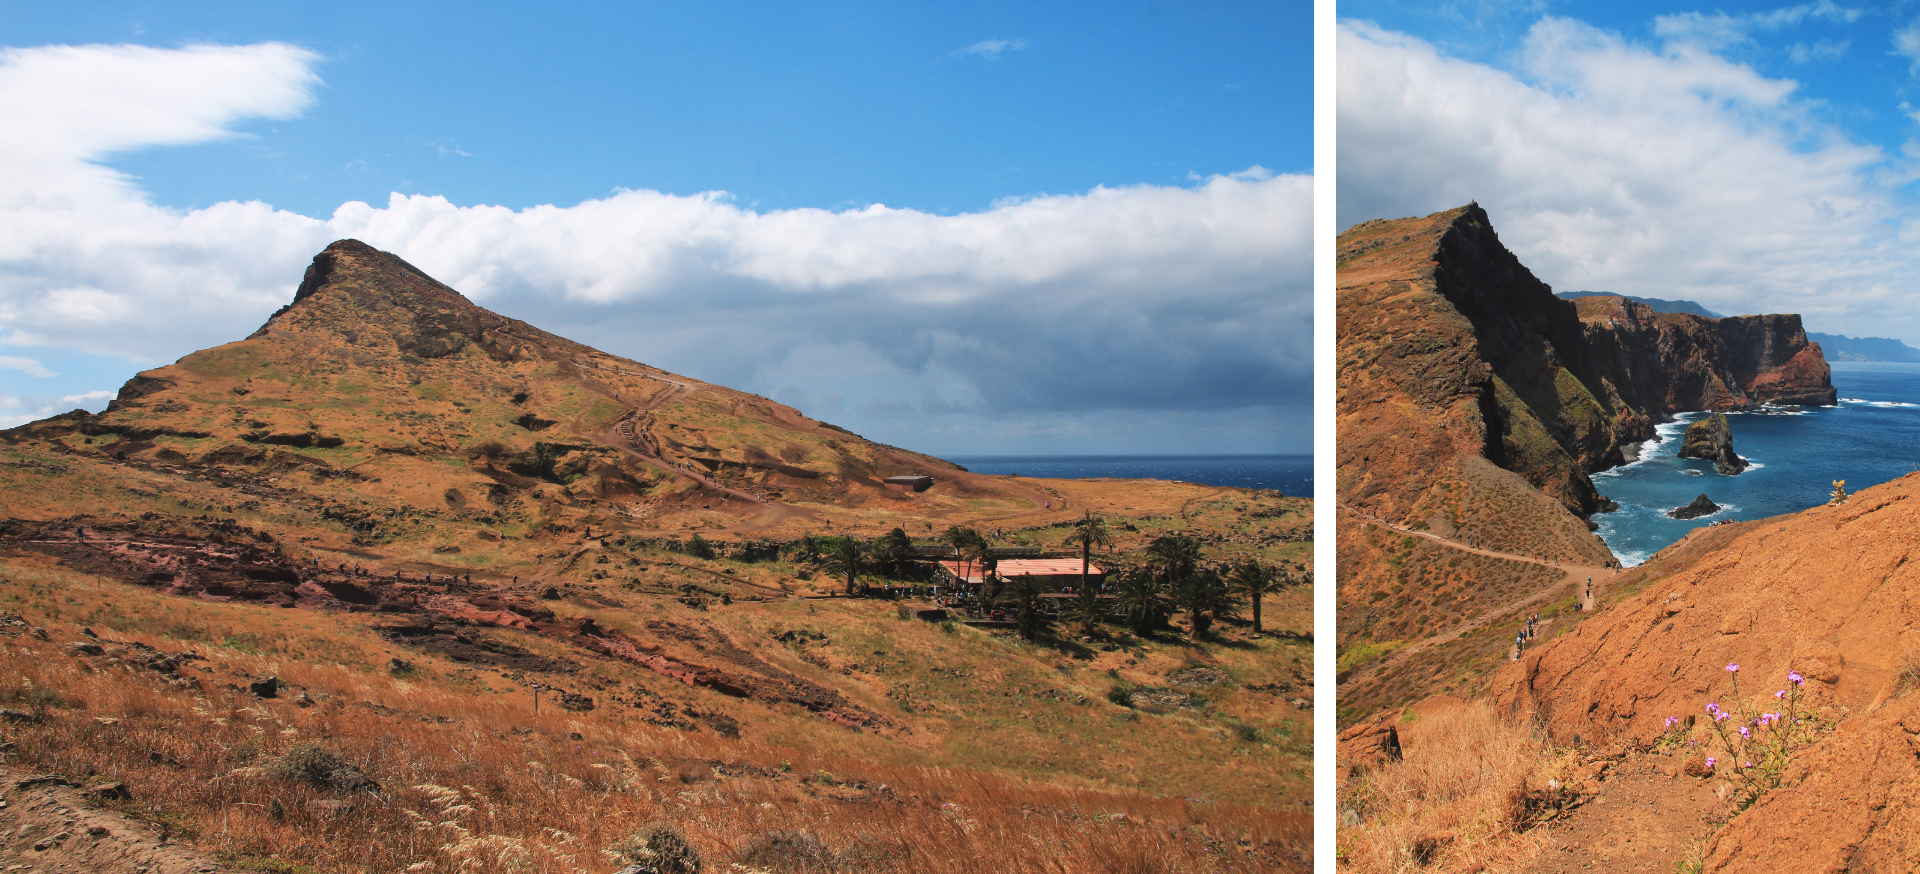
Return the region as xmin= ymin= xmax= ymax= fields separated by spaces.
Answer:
xmin=1522 ymin=748 xmax=1731 ymax=873
xmin=573 ymin=360 xmax=808 ymax=536
xmin=1338 ymin=504 xmax=1618 ymax=693
xmin=0 ymin=767 xmax=238 ymax=873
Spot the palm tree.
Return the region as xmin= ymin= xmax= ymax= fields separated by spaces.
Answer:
xmin=822 ymin=537 xmax=865 ymax=595
xmin=1060 ymin=582 xmax=1105 ymax=637
xmin=1144 ymin=534 xmax=1203 ymax=592
xmin=1173 ymin=567 xmax=1237 ymax=641
xmin=1229 ymin=562 xmax=1284 ymax=635
xmin=978 ymin=555 xmax=1002 ymax=607
xmin=942 ymin=526 xmax=980 ymax=586
xmin=1061 ymin=511 xmax=1113 ymax=598
xmin=962 ymin=532 xmax=996 ymax=603
xmin=1115 ymin=567 xmax=1167 ymax=635
xmin=876 ymin=527 xmax=915 ymax=578
xmin=1006 ymin=573 xmax=1049 ymax=640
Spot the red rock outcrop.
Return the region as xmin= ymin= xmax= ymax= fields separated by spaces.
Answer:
xmin=1490 ymin=473 xmax=1920 ymax=746
xmin=1484 ymin=472 xmax=1920 ymax=871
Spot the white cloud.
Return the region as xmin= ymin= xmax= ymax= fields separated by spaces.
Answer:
xmin=0 ymin=42 xmax=1309 ymax=452
xmin=0 ymin=388 xmax=113 ymax=429
xmin=1788 ymin=39 xmax=1849 ymax=63
xmin=1339 ymin=19 xmax=1919 ymax=342
xmin=953 ymin=39 xmax=1029 ymax=60
xmin=1895 ymin=18 xmax=1920 ymax=75
xmin=0 ymin=356 xmax=54 ymax=377
xmin=1655 ymin=2 xmax=1863 ymax=51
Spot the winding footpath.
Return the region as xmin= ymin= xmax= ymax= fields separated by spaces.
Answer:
xmin=1336 ymin=503 xmax=1618 ymax=694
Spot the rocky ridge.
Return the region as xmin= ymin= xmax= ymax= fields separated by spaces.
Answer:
xmin=1335 ymin=205 xmax=1835 ymax=724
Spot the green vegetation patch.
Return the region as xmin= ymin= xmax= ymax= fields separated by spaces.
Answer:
xmin=1337 ymin=640 xmax=1403 ymax=674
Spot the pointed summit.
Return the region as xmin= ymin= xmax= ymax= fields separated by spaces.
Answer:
xmin=9 ymin=239 xmax=987 ymax=536
xmin=249 ymin=240 xmax=510 ymax=361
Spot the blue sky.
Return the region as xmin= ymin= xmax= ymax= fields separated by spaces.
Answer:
xmin=1340 ymin=1 xmax=1920 ymax=347
xmin=0 ymin=0 xmax=1311 ymax=454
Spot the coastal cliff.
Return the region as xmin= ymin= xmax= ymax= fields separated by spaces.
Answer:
xmin=1335 ymin=204 xmax=1836 ymax=721
xmin=1341 ymin=204 xmax=1832 ymax=522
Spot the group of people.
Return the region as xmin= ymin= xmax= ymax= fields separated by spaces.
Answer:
xmin=1512 ymin=612 xmax=1542 ymax=659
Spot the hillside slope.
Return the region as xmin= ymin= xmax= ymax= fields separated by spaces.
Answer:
xmin=1468 ymin=473 xmax=1920 ymax=871
xmin=0 ymin=240 xmax=1312 ymax=872
xmin=1335 ymin=205 xmax=1833 ymax=724
xmin=10 ymin=239 xmax=1048 ymax=539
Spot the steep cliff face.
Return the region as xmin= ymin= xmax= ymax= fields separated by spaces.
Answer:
xmin=1336 ymin=204 xmax=1837 ymax=722
xmin=1341 ymin=205 xmax=1835 ymax=524
xmin=1572 ymin=295 xmax=1836 ymax=414
xmin=1337 ymin=206 xmax=1620 ymax=720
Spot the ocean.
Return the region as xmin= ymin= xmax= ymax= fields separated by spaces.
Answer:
xmin=1592 ymin=362 xmax=1920 ymax=566
xmin=944 ymin=454 xmax=1312 ymax=497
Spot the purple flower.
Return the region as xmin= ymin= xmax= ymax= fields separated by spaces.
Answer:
xmin=1739 ymin=726 xmax=1751 ymax=738
xmin=1714 ymin=709 xmax=1730 ymax=722
xmin=1727 ymin=663 xmax=1740 ymax=673
xmin=1706 ymin=757 xmax=1717 ymax=768
xmin=1741 ymin=761 xmax=1751 ymax=768
xmin=1789 ymin=671 xmax=1804 ymax=686
xmin=1706 ymin=702 xmax=1721 ymax=714
xmin=1775 ymin=690 xmax=1787 ymax=699
xmin=1665 ymin=716 xmax=1678 ymax=728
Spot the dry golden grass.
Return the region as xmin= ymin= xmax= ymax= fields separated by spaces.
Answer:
xmin=1337 ymin=702 xmax=1569 ymax=874
xmin=0 ymin=555 xmax=1308 ymax=873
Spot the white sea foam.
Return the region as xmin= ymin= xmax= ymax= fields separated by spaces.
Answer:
xmin=1839 ymin=398 xmax=1917 ymax=408
xmin=1600 ymin=416 xmax=1691 ymax=478
xmin=1614 ymin=549 xmax=1650 ymax=568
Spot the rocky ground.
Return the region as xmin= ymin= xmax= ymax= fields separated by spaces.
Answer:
xmin=1341 ymin=473 xmax=1920 ymax=873
xmin=0 ymin=767 xmax=236 ymax=874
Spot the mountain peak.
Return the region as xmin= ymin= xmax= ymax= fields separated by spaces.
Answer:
xmin=251 ymin=239 xmax=504 ymax=360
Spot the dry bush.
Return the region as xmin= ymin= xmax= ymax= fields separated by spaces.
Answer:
xmin=1337 ymin=701 xmax=1566 ymax=873
xmin=609 ymin=821 xmax=702 ymax=873
xmin=265 ymin=744 xmax=380 ymax=793
xmin=737 ymin=830 xmax=834 ymax=872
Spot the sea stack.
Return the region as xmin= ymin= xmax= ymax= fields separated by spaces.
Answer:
xmin=1677 ymin=412 xmax=1748 ymax=475
xmin=1667 ymin=493 xmax=1721 ymax=519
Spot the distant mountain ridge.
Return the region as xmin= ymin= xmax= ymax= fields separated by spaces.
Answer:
xmin=1805 ymin=332 xmax=1920 ymax=363
xmin=1555 ymin=291 xmax=1724 ymax=318
xmin=1554 ymin=293 xmax=1920 ymax=362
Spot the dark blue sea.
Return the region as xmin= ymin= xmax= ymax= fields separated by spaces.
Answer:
xmin=1592 ymin=362 xmax=1920 ymax=566
xmin=945 ymin=454 xmax=1311 ymax=497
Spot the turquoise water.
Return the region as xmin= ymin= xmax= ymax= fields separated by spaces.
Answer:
xmin=944 ymin=454 xmax=1311 ymax=497
xmin=1592 ymin=362 xmax=1920 ymax=566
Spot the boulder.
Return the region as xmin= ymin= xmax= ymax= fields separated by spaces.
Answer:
xmin=1677 ymin=412 xmax=1748 ymax=475
xmin=81 ymin=781 xmax=131 ymax=801
xmin=249 ymin=676 xmax=279 ymax=698
xmin=1668 ymin=494 xmax=1721 ymax=520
